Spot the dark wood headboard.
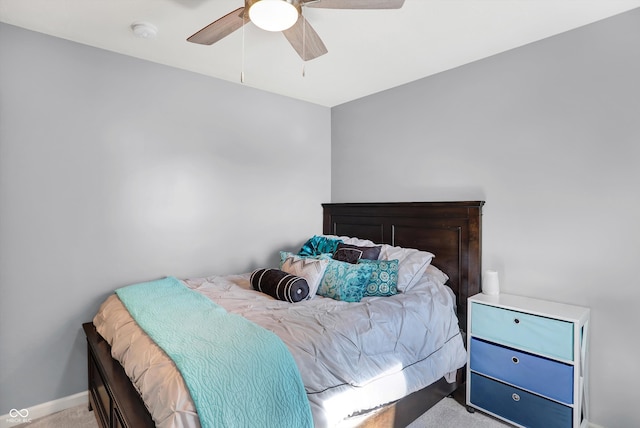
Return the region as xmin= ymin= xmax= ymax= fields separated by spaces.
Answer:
xmin=322 ymin=201 xmax=484 ymax=329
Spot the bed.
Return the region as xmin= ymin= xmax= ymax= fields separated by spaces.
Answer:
xmin=83 ymin=201 xmax=484 ymax=428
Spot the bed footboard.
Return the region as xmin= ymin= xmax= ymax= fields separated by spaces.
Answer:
xmin=83 ymin=322 xmax=155 ymax=428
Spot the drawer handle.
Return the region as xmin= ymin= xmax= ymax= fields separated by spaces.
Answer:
xmin=512 ymin=393 xmax=521 ymax=402
xmin=513 ymin=318 xmax=520 ymax=324
xmin=512 ymin=356 xmax=519 ymax=364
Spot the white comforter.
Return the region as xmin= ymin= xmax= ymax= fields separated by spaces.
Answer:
xmin=94 ymin=269 xmax=467 ymax=427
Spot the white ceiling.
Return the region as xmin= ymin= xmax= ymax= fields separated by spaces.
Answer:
xmin=2 ymin=0 xmax=640 ymax=107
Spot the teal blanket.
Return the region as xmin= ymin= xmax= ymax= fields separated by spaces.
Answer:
xmin=116 ymin=277 xmax=313 ymax=428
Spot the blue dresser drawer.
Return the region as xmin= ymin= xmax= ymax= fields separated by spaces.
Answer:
xmin=470 ymin=338 xmax=574 ymax=404
xmin=470 ymin=373 xmax=572 ymax=428
xmin=471 ymin=302 xmax=574 ymax=361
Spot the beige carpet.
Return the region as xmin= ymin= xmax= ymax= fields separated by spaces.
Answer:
xmin=15 ymin=395 xmax=508 ymax=428
xmin=14 ymin=404 xmax=98 ymax=428
xmin=408 ymin=396 xmax=509 ymax=428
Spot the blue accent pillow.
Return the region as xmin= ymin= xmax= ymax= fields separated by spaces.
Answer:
xmin=298 ymin=235 xmax=343 ymax=257
xmin=358 ymin=259 xmax=400 ymax=297
xmin=316 ymin=258 xmax=373 ymax=303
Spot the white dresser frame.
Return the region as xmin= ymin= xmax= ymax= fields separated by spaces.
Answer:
xmin=467 ymin=293 xmax=590 ymax=428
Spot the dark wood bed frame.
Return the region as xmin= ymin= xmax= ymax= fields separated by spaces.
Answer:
xmin=83 ymin=201 xmax=483 ymax=428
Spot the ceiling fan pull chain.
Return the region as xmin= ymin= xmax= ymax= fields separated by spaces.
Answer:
xmin=302 ymin=13 xmax=306 ymax=77
xmin=241 ymin=10 xmax=246 ymax=83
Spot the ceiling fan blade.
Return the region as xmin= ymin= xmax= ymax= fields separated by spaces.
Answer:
xmin=303 ymin=0 xmax=404 ymax=9
xmin=282 ymin=16 xmax=328 ymax=61
xmin=187 ymin=7 xmax=247 ymax=45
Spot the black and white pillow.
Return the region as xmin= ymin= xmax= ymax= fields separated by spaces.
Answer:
xmin=250 ymin=269 xmax=310 ymax=303
xmin=279 ymin=252 xmax=329 ymax=298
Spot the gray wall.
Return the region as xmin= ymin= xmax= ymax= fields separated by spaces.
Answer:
xmin=0 ymin=23 xmax=330 ymax=410
xmin=332 ymin=8 xmax=640 ymax=428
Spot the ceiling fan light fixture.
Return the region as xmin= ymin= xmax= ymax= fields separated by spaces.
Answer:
xmin=248 ymin=0 xmax=300 ymax=32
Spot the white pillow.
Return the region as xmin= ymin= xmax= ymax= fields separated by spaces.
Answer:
xmin=425 ymin=264 xmax=449 ymax=285
xmin=279 ymin=252 xmax=329 ymax=299
xmin=322 ymin=235 xmax=434 ymax=292
xmin=378 ymin=244 xmax=434 ymax=292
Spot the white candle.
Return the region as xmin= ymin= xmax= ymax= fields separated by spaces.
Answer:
xmin=483 ymin=270 xmax=500 ymax=295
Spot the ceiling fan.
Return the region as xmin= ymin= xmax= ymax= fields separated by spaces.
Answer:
xmin=187 ymin=0 xmax=405 ymax=61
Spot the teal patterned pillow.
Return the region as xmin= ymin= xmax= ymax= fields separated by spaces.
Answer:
xmin=316 ymin=258 xmax=373 ymax=303
xmin=298 ymin=235 xmax=343 ymax=257
xmin=358 ymin=259 xmax=400 ymax=297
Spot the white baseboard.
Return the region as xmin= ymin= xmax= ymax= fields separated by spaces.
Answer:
xmin=1 ymin=391 xmax=88 ymax=428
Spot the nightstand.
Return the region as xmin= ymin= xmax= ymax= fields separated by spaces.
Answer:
xmin=466 ymin=293 xmax=590 ymax=428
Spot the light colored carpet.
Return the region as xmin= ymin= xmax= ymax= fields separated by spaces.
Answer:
xmin=14 ymin=404 xmax=98 ymax=428
xmin=15 ymin=396 xmax=508 ymax=428
xmin=409 ymin=396 xmax=509 ymax=428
